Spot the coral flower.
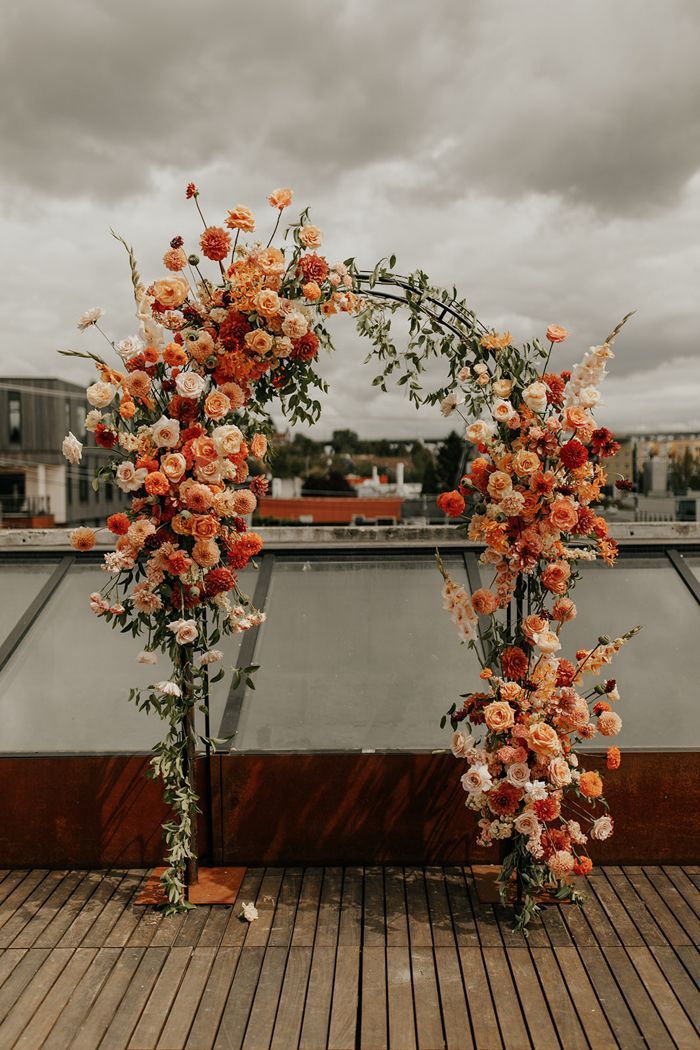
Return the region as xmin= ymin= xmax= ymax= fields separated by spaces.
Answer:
xmin=70 ymin=527 xmax=97 ymax=551
xmin=106 ymin=513 xmax=130 ymax=536
xmin=501 ymin=646 xmax=529 ymax=681
xmin=225 ymin=206 xmax=255 ymax=232
xmin=573 ymin=857 xmax=593 ymax=876
xmin=546 ymin=324 xmax=569 ymax=343
xmin=268 ymin=187 xmax=293 ymax=209
xmin=606 ymin=747 xmax=621 ymax=770
xmin=437 ymin=490 xmax=465 ymax=518
xmin=144 ymin=471 xmax=170 ymax=496
xmin=579 ymin=771 xmax=604 ymax=798
xmin=200 ymin=226 xmax=231 ymax=262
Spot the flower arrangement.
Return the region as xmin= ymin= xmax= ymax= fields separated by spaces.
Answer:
xmin=436 ymin=317 xmax=640 ymax=930
xmin=60 ymin=184 xmax=363 ymax=908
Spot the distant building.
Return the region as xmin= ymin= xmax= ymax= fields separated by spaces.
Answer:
xmin=0 ymin=378 xmax=126 ymax=527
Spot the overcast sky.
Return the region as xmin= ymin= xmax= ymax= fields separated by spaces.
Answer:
xmin=1 ymin=0 xmax=699 ymax=439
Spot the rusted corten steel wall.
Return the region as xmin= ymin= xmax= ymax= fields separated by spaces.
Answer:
xmin=0 ymin=751 xmax=697 ymax=868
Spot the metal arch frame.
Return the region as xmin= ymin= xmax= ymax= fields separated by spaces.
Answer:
xmin=354 ymin=270 xmax=491 ymax=341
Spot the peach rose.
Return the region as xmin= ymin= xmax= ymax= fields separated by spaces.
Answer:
xmin=299 ymin=225 xmax=322 ymax=249
xmin=487 ymin=471 xmax=513 ymax=501
xmin=552 ymin=597 xmax=577 ymax=622
xmin=548 ymin=757 xmax=572 ymax=788
xmin=250 ymin=433 xmax=268 ymax=459
xmin=225 ymin=206 xmax=255 ymax=232
xmin=152 ymin=277 xmax=189 ymax=310
xmin=451 ymin=730 xmax=474 ymax=758
xmin=204 ymin=391 xmax=231 ymax=420
xmin=268 ymin=187 xmax=293 ymax=209
xmin=591 ymin=815 xmax=614 ymax=840
xmin=541 ymin=560 xmax=571 ymax=594
xmin=484 ymin=701 xmax=515 ymax=733
xmin=161 ymin=452 xmax=187 ymax=483
xmin=563 ymin=405 xmax=591 ymax=431
xmin=499 ymin=682 xmax=522 ymax=703
xmin=549 ymin=498 xmax=579 ymax=532
xmin=151 ymin=416 xmax=181 ymax=448
xmin=192 ymin=436 xmax=218 ymax=464
xmin=505 ymin=762 xmax=530 ymax=788
xmin=465 ymin=420 xmax=496 ymax=444
xmin=512 ymin=449 xmax=541 ymax=476
xmin=254 ymin=290 xmax=280 ymax=318
xmin=492 ymin=399 xmax=516 ymax=423
xmin=211 ymin=424 xmax=243 ymax=457
xmin=546 ymin=324 xmax=569 ymax=343
xmin=522 ymin=613 xmax=548 ymax=642
xmin=245 ymin=329 xmax=274 ymax=355
xmin=168 ymin=618 xmax=198 ymax=645
xmin=528 ymin=722 xmax=561 ymax=758
xmin=86 ymin=381 xmax=116 ymax=409
xmin=175 ymin=372 xmax=207 ymax=399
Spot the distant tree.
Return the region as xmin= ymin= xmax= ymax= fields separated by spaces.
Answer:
xmin=421 ymin=458 xmax=439 ymax=495
xmin=670 ymin=448 xmax=700 ymax=493
xmin=302 ymin=471 xmax=357 ymax=496
xmin=331 ymin=429 xmax=362 ymax=454
xmin=436 ymin=430 xmax=465 ymax=490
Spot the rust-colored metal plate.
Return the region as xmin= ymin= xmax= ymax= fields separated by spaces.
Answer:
xmin=135 ymin=865 xmax=247 ymax=906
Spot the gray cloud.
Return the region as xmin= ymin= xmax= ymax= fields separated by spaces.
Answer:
xmin=0 ymin=0 xmax=698 ymax=438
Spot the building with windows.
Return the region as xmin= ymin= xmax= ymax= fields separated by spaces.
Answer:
xmin=0 ymin=378 xmax=125 ymax=527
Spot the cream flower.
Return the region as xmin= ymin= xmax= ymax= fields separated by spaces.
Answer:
xmin=465 ymin=420 xmax=496 ymax=444
xmin=137 ymin=651 xmax=159 ymax=665
xmin=591 ymin=816 xmax=614 ymax=840
xmin=116 ymin=335 xmax=144 ymax=362
xmin=167 ymin=618 xmax=199 ymax=645
xmin=212 ymin=424 xmax=244 ymax=457
xmin=84 ymin=410 xmax=103 ymax=432
xmin=492 ymin=399 xmax=516 ymax=423
xmin=154 ymin=680 xmax=181 ymax=697
xmin=62 ymin=432 xmax=83 ymax=465
xmin=200 ymin=649 xmax=224 ymax=665
xmin=505 ymin=762 xmax=530 ymax=788
xmin=440 ymin=392 xmax=464 ymax=417
xmin=151 ymin=416 xmax=181 ymax=449
xmin=532 ymin=630 xmax=562 ymax=655
xmin=175 ymin=372 xmax=207 ymax=399
xmin=461 ymin=763 xmax=493 ymax=794
xmin=548 ymin=757 xmax=572 ymax=788
xmin=241 ymin=902 xmax=259 ymax=922
xmin=451 ymin=730 xmax=474 ymax=758
xmin=522 ymin=381 xmax=548 ymax=414
xmin=115 ymin=462 xmax=148 ymax=492
xmin=86 ymin=381 xmax=116 ymax=408
xmin=514 ymin=809 xmax=540 ymax=837
xmin=77 ymin=307 xmax=104 ymax=331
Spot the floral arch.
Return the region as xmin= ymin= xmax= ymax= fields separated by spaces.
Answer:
xmin=61 ymin=184 xmax=635 ymax=929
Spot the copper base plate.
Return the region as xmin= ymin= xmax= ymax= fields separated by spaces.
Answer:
xmin=472 ymin=864 xmax=571 ymax=907
xmin=135 ymin=866 xmax=246 ymax=906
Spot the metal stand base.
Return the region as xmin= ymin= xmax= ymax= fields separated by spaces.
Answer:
xmin=135 ymin=866 xmax=247 ymax=906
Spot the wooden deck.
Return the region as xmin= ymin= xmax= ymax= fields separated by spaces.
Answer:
xmin=0 ymin=867 xmax=698 ymax=1049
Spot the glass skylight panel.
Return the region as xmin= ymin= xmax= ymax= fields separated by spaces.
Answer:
xmin=0 ymin=561 xmax=57 ymax=648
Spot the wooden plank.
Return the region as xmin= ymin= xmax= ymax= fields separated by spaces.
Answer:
xmin=59 ymin=870 xmax=128 ymax=947
xmin=245 ymin=869 xmax=284 ymax=949
xmin=539 ymin=904 xmax=573 ymax=948
xmin=457 ymin=947 xmax=501 ymax=1050
xmin=0 ymin=871 xmax=33 ymax=910
xmin=560 ymin=896 xmax=599 ymax=947
xmin=34 ymin=871 xmax=104 ymax=948
xmin=569 ymin=877 xmax=621 ymax=948
xmin=127 ymin=946 xmax=193 ymax=1049
xmin=552 ymin=945 xmax=616 ymax=1050
xmin=269 ymin=868 xmax=303 ymax=948
xmin=127 ymin=905 xmax=164 ymax=948
xmin=0 ymin=870 xmax=67 ymax=946
xmin=338 ymin=867 xmax=363 ymax=947
xmin=0 ymin=947 xmax=73 ymax=1047
xmin=463 ymin=869 xmax=502 ymax=948
xmin=643 ymin=868 xmax=700 ymax=943
xmin=71 ymin=946 xmax=145 ymax=1049
xmin=220 ymin=869 xmax=265 ymax=948
xmin=242 ymin=946 xmax=290 ymax=1050
xmin=156 ymin=946 xmax=217 ymax=1050
xmin=13 ymin=947 xmax=97 ymax=1050
xmin=185 ymin=946 xmax=240 ymax=1050
xmin=578 ymin=945 xmax=645 ymax=1049
xmin=626 ymin=945 xmax=700 ymax=1049
xmin=601 ymin=869 xmax=668 ymax=946
xmin=675 ymin=944 xmax=700 ymax=987
xmin=198 ymin=906 xmax=233 ymax=949
xmin=504 ymin=947 xmax=559 ymax=1049
xmin=0 ymin=948 xmax=26 ymax=992
xmin=314 ymin=867 xmax=342 ymax=948
xmin=270 ymin=945 xmax=313 ymax=1050
xmin=42 ymin=947 xmax=121 ymax=1050
xmin=528 ymin=947 xmax=588 ymax=1050
xmin=481 ymin=947 xmax=530 ymax=1050
xmin=175 ymin=904 xmax=213 ymax=948
xmin=0 ymin=870 xmax=50 ymax=930
xmin=386 ymin=945 xmax=416 ymax=1050
xmin=425 ymin=869 xmax=457 ymax=948
xmin=444 ymin=868 xmax=479 ymax=948
xmin=410 ymin=945 xmax=445 ymax=1050
xmin=433 ymin=945 xmax=473 ymax=1049
xmin=384 ymin=866 xmax=409 ymax=947
xmin=101 ymin=872 xmax=151 ymax=947
xmin=587 ymin=873 xmax=644 ymax=946
xmin=363 ymin=866 xmax=386 ymax=947
xmin=299 ymin=945 xmax=335 ymax=1050
xmin=0 ymin=948 xmax=51 ymax=1026
xmin=622 ymin=867 xmax=692 ymax=946
xmin=150 ymin=910 xmax=187 ymax=948
xmin=290 ymin=868 xmax=323 ymax=949
xmin=99 ymin=945 xmax=169 ymax=1049
xmin=404 ymin=868 xmax=433 ymax=947
xmin=327 ymin=945 xmax=359 ymax=1050
xmin=360 ymin=945 xmax=387 ymax=1050
xmin=663 ymin=866 xmax=700 ymax=920
xmin=650 ymin=945 xmax=700 ymax=1032
xmin=214 ymin=946 xmax=265 ymax=1050
xmin=8 ymin=870 xmax=83 ymax=949
xmin=601 ymin=945 xmax=675 ymax=1048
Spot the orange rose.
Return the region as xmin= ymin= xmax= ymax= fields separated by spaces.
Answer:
xmin=546 ymin=324 xmax=569 ymax=343
xmin=151 ymin=277 xmax=189 ymax=309
xmin=144 ymin=471 xmax=170 ymax=496
xmin=541 ymin=560 xmax=571 ymax=594
xmin=191 ymin=436 xmax=218 ymax=465
xmin=268 ymin=187 xmax=293 ymax=209
xmin=549 ymin=498 xmax=579 ymax=533
xmin=563 ymin=406 xmax=591 ymax=431
xmin=191 ymin=514 xmax=219 ymax=540
xmin=299 ymin=225 xmax=322 ymax=249
xmin=250 ymin=433 xmax=268 ymax=459
xmin=254 ymin=290 xmax=280 ymax=318
xmin=486 ymin=470 xmax=513 ymax=501
xmin=528 ymin=722 xmax=561 ymax=758
xmin=204 ymin=391 xmax=231 ymax=420
xmin=499 ymin=682 xmax=522 ymax=703
xmin=522 ymin=614 xmax=548 ymax=642
xmin=225 ymin=206 xmax=255 ymax=233
xmin=484 ymin=701 xmax=515 ymax=733
xmin=245 ymin=329 xmax=274 ymax=355
xmin=512 ymin=449 xmax=541 ymax=476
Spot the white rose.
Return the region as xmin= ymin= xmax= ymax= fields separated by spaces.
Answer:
xmin=465 ymin=420 xmax=496 ymax=444
xmin=450 ymin=730 xmax=474 ymax=758
xmin=241 ymin=902 xmax=258 ymax=922
xmin=115 ymin=462 xmax=148 ymax=492
xmin=116 ymin=335 xmax=144 ymax=361
xmin=86 ymin=381 xmax=116 ymax=408
xmin=151 ymin=416 xmax=181 ymax=448
xmin=578 ymin=386 xmax=602 ymax=409
xmin=492 ymin=399 xmax=516 ymax=423
xmin=522 ymin=382 xmax=548 ymax=414
xmin=175 ymin=372 xmax=207 ymax=399
xmin=167 ymin=618 xmax=199 ymax=645
xmin=212 ymin=424 xmax=244 ymax=457
xmin=532 ymin=630 xmax=562 ymax=654
xmin=591 ymin=816 xmax=614 ymax=841
xmin=84 ymin=410 xmax=103 ymax=432
xmin=62 ymin=432 xmax=83 ymax=465
xmin=514 ymin=809 xmax=540 ymax=837
xmin=548 ymin=757 xmax=572 ymax=788
xmin=505 ymin=762 xmax=530 ymax=788
xmin=461 ymin=763 xmax=492 ymax=794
